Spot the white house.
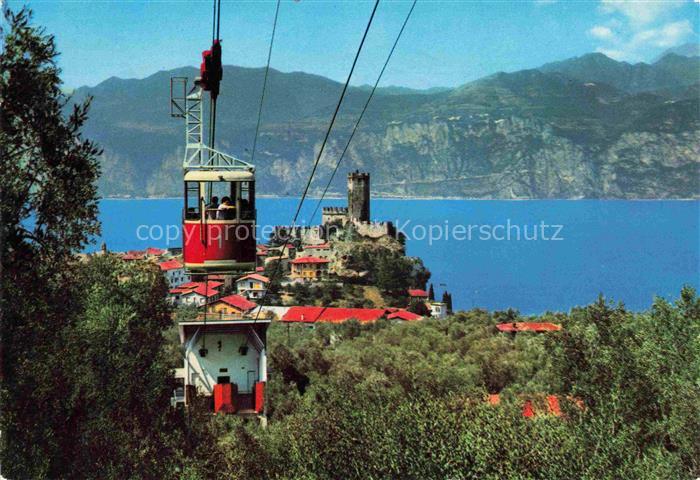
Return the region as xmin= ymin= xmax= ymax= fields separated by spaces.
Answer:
xmin=235 ymin=273 xmax=270 ymax=300
xmin=300 ymin=243 xmax=332 ymax=260
xmin=429 ymin=301 xmax=448 ymax=318
xmin=158 ymin=259 xmax=190 ymax=287
xmin=168 ymin=281 xmax=224 ymax=306
xmin=178 ymin=284 xmax=221 ymax=307
xmin=177 ymin=316 xmax=270 ymax=415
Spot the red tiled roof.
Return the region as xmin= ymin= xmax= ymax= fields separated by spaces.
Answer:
xmin=183 ymin=285 xmax=219 ymax=298
xmin=547 ymin=395 xmax=561 ymax=416
xmin=237 ymin=273 xmax=270 ymax=284
xmin=122 ymin=250 xmax=146 ymax=260
xmin=169 ymin=288 xmax=189 ymax=294
xmin=179 ymin=281 xmax=223 ymax=290
xmin=208 ymin=274 xmax=226 ymax=280
xmin=387 ymin=310 xmax=423 ymax=321
xmin=158 ymin=259 xmax=183 ymax=271
xmin=146 ymin=247 xmax=167 ymax=256
xmin=319 ymin=308 xmax=387 ymax=324
xmin=256 ymin=244 xmax=269 ymax=251
xmin=291 ymin=256 xmax=330 ymax=265
xmin=255 ymin=266 xmax=265 ymax=272
xmin=496 ymin=322 xmax=562 ymax=333
xmin=282 ymin=306 xmax=390 ymax=324
xmin=303 ymin=243 xmax=330 ymax=249
xmin=281 ymin=306 xmax=325 ymax=323
xmin=216 ymin=294 xmax=257 ymax=311
xmin=486 ymin=394 xmax=574 ymax=418
xmin=408 ymin=289 xmax=429 ymax=298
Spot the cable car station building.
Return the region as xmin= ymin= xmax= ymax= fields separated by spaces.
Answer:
xmin=177 ymin=315 xmax=269 ymax=415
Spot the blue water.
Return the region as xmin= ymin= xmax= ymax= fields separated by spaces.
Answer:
xmin=93 ymin=198 xmax=699 ymax=314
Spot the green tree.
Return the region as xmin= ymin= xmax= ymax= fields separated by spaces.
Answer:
xmin=59 ymin=255 xmax=179 ymax=478
xmin=548 ymin=288 xmax=700 ymax=476
xmin=0 ymin=7 xmax=101 ymax=477
xmin=442 ymin=291 xmax=454 ymax=314
xmin=0 ymin=10 xmax=184 ymax=478
xmin=428 ymin=283 xmax=435 ymax=301
xmin=376 ymin=253 xmax=413 ymax=293
xmin=408 ymin=298 xmax=431 ymax=317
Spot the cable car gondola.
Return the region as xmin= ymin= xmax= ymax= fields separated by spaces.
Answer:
xmin=183 ymin=169 xmax=256 ymax=273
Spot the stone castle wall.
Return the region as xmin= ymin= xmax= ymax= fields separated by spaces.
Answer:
xmin=352 ymin=219 xmax=395 ymax=239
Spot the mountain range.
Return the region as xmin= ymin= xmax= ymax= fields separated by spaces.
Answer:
xmin=71 ymin=47 xmax=700 ymax=199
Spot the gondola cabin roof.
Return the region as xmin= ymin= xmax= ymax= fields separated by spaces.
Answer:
xmin=184 ymin=170 xmax=254 ymax=182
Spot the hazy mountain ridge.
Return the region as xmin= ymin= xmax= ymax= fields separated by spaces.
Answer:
xmin=72 ymin=51 xmax=700 ymax=199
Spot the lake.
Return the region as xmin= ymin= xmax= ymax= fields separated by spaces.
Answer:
xmin=93 ymin=198 xmax=699 ymax=314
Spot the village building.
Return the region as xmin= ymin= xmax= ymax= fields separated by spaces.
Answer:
xmin=177 ymin=284 xmax=221 ymax=307
xmin=168 ymin=280 xmax=224 ymax=306
xmin=290 ymin=256 xmax=330 ymax=281
xmin=179 ymin=280 xmax=224 ymax=290
xmin=146 ymin=247 xmax=167 ymax=257
xmin=122 ymin=250 xmax=146 ymax=261
xmin=300 ymin=243 xmax=332 ymax=259
xmin=429 ymin=301 xmax=448 ymax=318
xmin=207 ymin=274 xmax=234 ymax=290
xmin=386 ymin=309 xmax=423 ymax=321
xmin=235 ymin=273 xmax=269 ymax=300
xmin=158 ymin=259 xmax=190 ymax=287
xmin=206 ymin=294 xmax=257 ymax=317
xmin=281 ymin=306 xmax=424 ymax=324
xmin=407 ymin=288 xmax=429 ymax=300
xmin=267 ymin=243 xmax=296 ymax=257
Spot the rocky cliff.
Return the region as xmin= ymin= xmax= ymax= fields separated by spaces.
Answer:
xmin=72 ymin=51 xmax=700 ymax=199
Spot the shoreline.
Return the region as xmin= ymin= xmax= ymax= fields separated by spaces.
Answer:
xmin=101 ymin=195 xmax=700 ymax=202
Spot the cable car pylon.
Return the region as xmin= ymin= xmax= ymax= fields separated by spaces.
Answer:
xmin=169 ymin=0 xmax=256 ymax=276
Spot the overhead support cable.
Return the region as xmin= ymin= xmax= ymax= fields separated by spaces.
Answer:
xmin=254 ymin=0 xmax=381 ymax=322
xmin=309 ymin=0 xmax=417 ymax=223
xmin=208 ymin=0 xmax=223 ymax=167
xmin=216 ymin=0 xmax=222 ymax=40
xmin=250 ymin=0 xmax=282 ymax=164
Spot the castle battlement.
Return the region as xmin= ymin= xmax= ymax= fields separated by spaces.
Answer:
xmin=322 ymin=206 xmax=348 ymax=213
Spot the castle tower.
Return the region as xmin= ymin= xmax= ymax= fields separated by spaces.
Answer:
xmin=347 ymin=171 xmax=370 ymax=222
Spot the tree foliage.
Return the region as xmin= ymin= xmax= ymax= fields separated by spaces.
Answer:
xmin=190 ymin=289 xmax=699 ymax=479
xmin=0 ymin=10 xmax=183 ymax=478
xmin=0 ymin=7 xmax=102 ymax=477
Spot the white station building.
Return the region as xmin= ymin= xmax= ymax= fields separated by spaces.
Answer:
xmin=176 ymin=315 xmax=270 ymax=415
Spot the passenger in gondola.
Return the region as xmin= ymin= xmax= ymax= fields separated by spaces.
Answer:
xmin=217 ymin=196 xmax=235 ymax=220
xmin=207 ymin=196 xmax=219 ymax=219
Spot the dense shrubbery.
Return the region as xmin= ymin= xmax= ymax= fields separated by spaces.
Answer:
xmin=342 ymin=241 xmax=430 ymax=293
xmin=180 ymin=290 xmax=699 ymax=479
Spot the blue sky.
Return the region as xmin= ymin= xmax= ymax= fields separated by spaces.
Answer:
xmin=15 ymin=0 xmax=700 ymax=89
